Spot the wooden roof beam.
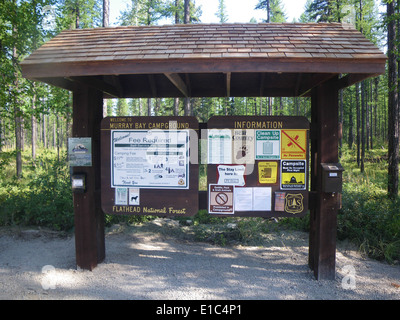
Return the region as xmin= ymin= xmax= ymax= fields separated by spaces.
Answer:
xmin=68 ymin=76 xmax=121 ymax=98
xmin=164 ymin=73 xmax=189 ymax=97
xmin=337 ymin=73 xmax=381 ymax=90
xmin=297 ymin=74 xmax=338 ymax=97
xmin=226 ymin=72 xmax=231 ymax=97
xmin=148 ymin=75 xmax=157 ymax=97
xmin=259 ymin=73 xmax=266 ymax=97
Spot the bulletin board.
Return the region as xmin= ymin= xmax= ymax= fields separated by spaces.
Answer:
xmin=207 ymin=116 xmax=310 ymax=218
xmin=100 ymin=116 xmax=199 ymax=217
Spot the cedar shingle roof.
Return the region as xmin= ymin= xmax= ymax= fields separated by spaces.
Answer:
xmin=22 ymin=23 xmax=385 ymax=65
xmin=20 ymin=23 xmax=386 ymax=98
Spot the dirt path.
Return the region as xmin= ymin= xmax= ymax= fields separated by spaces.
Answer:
xmin=0 ymin=221 xmax=399 ymax=300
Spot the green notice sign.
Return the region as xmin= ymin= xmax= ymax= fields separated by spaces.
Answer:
xmin=68 ymin=138 xmax=92 ymax=167
xmin=255 ymin=130 xmax=281 ymax=160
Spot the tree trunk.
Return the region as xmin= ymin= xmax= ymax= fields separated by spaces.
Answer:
xmin=348 ymin=88 xmax=354 ymax=149
xmin=147 ymin=98 xmax=152 ymax=116
xmin=0 ymin=117 xmax=2 ymax=152
xmin=174 ymin=98 xmax=179 ymax=116
xmin=31 ymin=90 xmax=37 ymax=160
xmin=184 ymin=0 xmax=190 ymax=24
xmin=75 ymin=5 xmax=80 ymax=29
xmin=12 ymin=18 xmax=22 ymax=178
xmin=183 ymin=0 xmax=191 ymax=115
xmin=184 ymin=98 xmax=190 ymax=116
xmin=42 ymin=112 xmax=47 ymax=148
xmin=339 ymin=87 xmax=343 ymax=157
xmin=374 ymin=77 xmax=378 ymax=143
xmin=356 ymin=83 xmax=360 ymax=167
xmin=268 ymin=97 xmax=272 ymax=116
xmin=103 ymin=0 xmax=109 ymax=27
xmin=387 ymin=0 xmax=399 ymax=198
xmin=361 ymin=80 xmax=365 ymax=172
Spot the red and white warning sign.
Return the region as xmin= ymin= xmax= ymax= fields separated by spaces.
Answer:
xmin=281 ymin=130 xmax=307 ymax=159
xmin=209 ymin=184 xmax=234 ymax=214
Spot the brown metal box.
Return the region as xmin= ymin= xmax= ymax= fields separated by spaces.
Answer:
xmin=321 ymin=163 xmax=344 ymax=193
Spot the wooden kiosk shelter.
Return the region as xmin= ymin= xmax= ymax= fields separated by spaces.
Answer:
xmin=21 ymin=23 xmax=386 ymax=280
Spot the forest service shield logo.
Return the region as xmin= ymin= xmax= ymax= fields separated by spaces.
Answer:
xmin=285 ymin=193 xmax=304 ymax=214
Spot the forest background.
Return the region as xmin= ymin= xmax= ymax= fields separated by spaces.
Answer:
xmin=0 ymin=0 xmax=399 ymax=264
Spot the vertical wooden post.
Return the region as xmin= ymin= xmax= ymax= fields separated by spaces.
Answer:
xmin=72 ymin=85 xmax=105 ymax=270
xmin=309 ymin=77 xmax=339 ymax=280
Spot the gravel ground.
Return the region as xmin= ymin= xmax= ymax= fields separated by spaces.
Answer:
xmin=0 ymin=220 xmax=399 ymax=300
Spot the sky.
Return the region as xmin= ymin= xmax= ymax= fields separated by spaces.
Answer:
xmin=109 ymin=0 xmax=308 ymax=26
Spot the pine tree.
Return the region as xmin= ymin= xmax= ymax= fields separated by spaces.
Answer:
xmin=305 ymin=0 xmax=347 ymax=23
xmin=58 ymin=0 xmax=102 ymax=29
xmin=216 ymin=0 xmax=228 ymax=23
xmin=119 ymin=0 xmax=165 ymax=26
xmin=255 ymin=0 xmax=287 ymax=22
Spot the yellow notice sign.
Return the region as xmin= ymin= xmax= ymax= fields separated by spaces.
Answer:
xmin=281 ymin=130 xmax=307 ymax=159
xmin=258 ymin=162 xmax=278 ymax=184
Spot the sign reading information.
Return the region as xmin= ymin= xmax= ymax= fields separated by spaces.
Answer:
xmin=207 ymin=116 xmax=309 ymax=218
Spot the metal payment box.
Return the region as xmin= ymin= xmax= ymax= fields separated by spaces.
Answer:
xmin=321 ymin=163 xmax=344 ymax=193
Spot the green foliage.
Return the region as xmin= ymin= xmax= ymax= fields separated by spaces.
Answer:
xmin=255 ymin=0 xmax=287 ymax=22
xmin=57 ymin=0 xmax=102 ymax=29
xmin=215 ymin=0 xmax=228 ymax=23
xmin=0 ymin=149 xmax=73 ymax=231
xmin=337 ymin=146 xmax=400 ymax=264
xmin=104 ymin=213 xmax=154 ymax=227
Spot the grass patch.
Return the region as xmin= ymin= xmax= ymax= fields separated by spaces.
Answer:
xmin=337 ymin=146 xmax=400 ymax=264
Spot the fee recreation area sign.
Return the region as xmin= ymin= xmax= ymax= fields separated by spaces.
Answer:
xmin=101 ymin=116 xmax=198 ymax=216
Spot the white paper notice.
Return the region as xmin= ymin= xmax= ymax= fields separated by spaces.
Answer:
xmin=217 ymin=165 xmax=246 ymax=186
xmin=208 ymin=129 xmax=232 ymax=164
xmin=253 ymin=187 xmax=272 ymax=211
xmin=234 ymin=187 xmax=272 ymax=211
xmin=234 ymin=187 xmax=253 ymax=211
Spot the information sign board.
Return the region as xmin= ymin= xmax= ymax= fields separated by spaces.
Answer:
xmin=101 ymin=117 xmax=198 ymax=217
xmin=207 ymin=116 xmax=309 ymax=218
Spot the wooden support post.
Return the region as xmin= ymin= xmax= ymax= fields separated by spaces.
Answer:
xmin=72 ymin=85 xmax=105 ymax=270
xmin=309 ymin=77 xmax=339 ymax=280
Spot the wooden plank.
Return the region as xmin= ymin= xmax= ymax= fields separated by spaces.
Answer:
xmin=226 ymin=72 xmax=231 ymax=97
xmin=72 ymin=84 xmax=105 ymax=271
xmin=337 ymin=73 xmax=381 ymax=90
xmin=164 ymin=73 xmax=189 ymax=97
xmin=297 ymin=73 xmax=338 ymax=97
xmin=147 ymin=75 xmax=157 ymax=97
xmin=309 ymin=77 xmax=339 ymax=280
xmin=21 ymin=58 xmax=387 ymax=81
xmin=69 ymin=76 xmax=121 ymax=98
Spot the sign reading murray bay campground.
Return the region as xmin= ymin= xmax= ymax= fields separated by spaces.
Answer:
xmin=101 ymin=117 xmax=199 ymax=217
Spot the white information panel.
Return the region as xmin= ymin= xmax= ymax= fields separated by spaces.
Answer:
xmin=111 ymin=130 xmax=189 ymax=189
